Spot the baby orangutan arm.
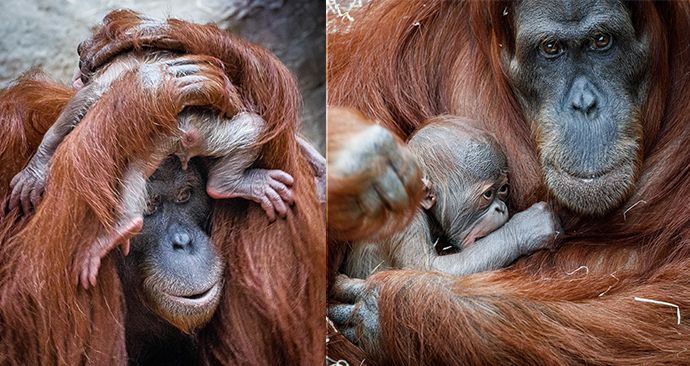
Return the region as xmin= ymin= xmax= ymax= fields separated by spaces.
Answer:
xmin=78 ymin=160 xmax=149 ymax=288
xmin=431 ymin=202 xmax=561 ymax=276
xmin=8 ymin=84 xmax=99 ymax=213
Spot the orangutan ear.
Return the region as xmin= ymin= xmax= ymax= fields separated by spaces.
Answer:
xmin=420 ymin=177 xmax=436 ymax=210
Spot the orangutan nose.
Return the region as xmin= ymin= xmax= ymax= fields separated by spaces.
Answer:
xmin=172 ymin=231 xmax=192 ymax=251
xmin=570 ymin=77 xmax=599 ymax=118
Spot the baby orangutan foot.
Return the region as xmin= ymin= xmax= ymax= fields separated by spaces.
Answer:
xmin=76 ymin=216 xmax=143 ymax=289
xmin=207 ymin=169 xmax=294 ymax=222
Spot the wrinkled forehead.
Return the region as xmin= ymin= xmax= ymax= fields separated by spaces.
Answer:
xmin=513 ymin=0 xmax=632 ymax=39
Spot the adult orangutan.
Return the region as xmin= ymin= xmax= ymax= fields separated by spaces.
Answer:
xmin=328 ymin=1 xmax=690 ymax=365
xmin=7 ymin=49 xmax=295 ymax=290
xmin=0 ymin=10 xmax=324 ymax=365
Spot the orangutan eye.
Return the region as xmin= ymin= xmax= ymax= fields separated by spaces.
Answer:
xmin=176 ymin=187 xmax=192 ymax=203
xmin=498 ymin=184 xmax=509 ymax=195
xmin=591 ymin=32 xmax=612 ymax=51
xmin=144 ymin=195 xmax=160 ymax=216
xmin=482 ymin=190 xmax=494 ymax=200
xmin=540 ymin=38 xmax=564 ymax=58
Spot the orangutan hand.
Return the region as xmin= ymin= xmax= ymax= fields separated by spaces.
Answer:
xmin=327 ymin=108 xmax=423 ymax=241
xmin=328 ymin=274 xmax=382 ymax=355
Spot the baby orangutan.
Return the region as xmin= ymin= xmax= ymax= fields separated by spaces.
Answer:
xmin=345 ymin=116 xmax=561 ymax=278
xmin=8 ymin=52 xmax=294 ymax=288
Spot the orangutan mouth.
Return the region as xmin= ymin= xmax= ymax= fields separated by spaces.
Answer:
xmin=165 ymin=281 xmax=221 ymax=307
xmin=546 ymin=160 xmax=628 ymax=187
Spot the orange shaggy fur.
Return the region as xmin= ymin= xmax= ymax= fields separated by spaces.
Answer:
xmin=328 ymin=1 xmax=690 ymax=364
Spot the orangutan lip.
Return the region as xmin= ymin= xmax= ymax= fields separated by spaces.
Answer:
xmin=546 ymin=161 xmax=621 ymax=182
xmin=165 ymin=282 xmax=220 ymax=306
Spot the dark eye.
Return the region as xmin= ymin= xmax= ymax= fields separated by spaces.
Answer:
xmin=591 ymin=32 xmax=612 ymax=50
xmin=144 ymin=195 xmax=159 ymax=216
xmin=482 ymin=190 xmax=494 ymax=200
xmin=498 ymin=184 xmax=509 ymax=195
xmin=176 ymin=187 xmax=192 ymax=203
xmin=540 ymin=38 xmax=564 ymax=58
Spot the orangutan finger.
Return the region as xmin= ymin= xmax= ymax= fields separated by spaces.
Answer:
xmin=20 ymin=181 xmax=33 ymax=214
xmin=257 ymin=196 xmax=277 ymax=222
xmin=120 ymin=239 xmax=131 ymax=257
xmin=266 ymin=189 xmax=288 ymax=219
xmin=374 ymin=164 xmax=409 ymax=212
xmin=269 ymin=170 xmax=294 ymax=186
xmin=268 ymin=179 xmax=294 ymax=204
xmin=29 ymin=187 xmax=43 ymax=209
xmin=8 ymin=180 xmax=24 ymax=212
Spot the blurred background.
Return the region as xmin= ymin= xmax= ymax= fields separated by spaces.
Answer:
xmin=0 ymin=0 xmax=325 ymax=152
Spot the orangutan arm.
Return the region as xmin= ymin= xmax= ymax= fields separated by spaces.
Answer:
xmin=431 ymin=202 xmax=561 ymax=276
xmin=330 ymin=256 xmax=690 ymax=365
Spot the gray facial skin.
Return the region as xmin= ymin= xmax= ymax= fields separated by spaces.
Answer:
xmin=118 ymin=157 xmax=224 ymax=365
xmin=504 ymin=0 xmax=650 ymax=215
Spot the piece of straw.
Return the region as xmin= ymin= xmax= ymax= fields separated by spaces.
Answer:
xmin=633 ymin=296 xmax=681 ymax=325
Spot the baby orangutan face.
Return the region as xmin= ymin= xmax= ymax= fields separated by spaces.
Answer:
xmin=422 ymin=169 xmax=509 ymax=250
xmin=409 ymin=117 xmax=510 ymax=252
